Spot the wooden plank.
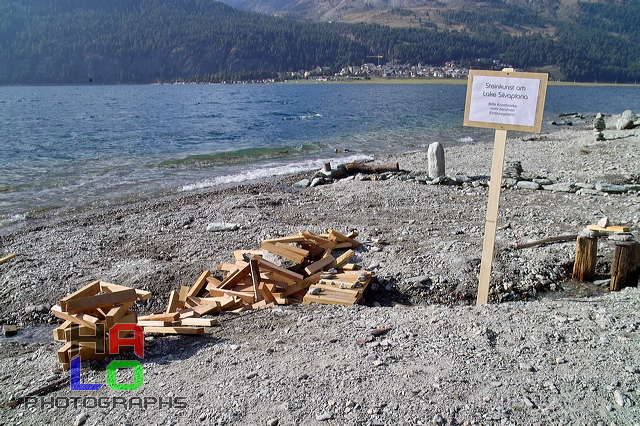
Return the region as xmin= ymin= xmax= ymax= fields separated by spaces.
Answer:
xmin=138 ymin=312 xmax=179 ymax=322
xmin=143 ymin=326 xmax=204 ymax=335
xmin=100 ymin=282 xmax=152 ymax=301
xmin=178 ymin=285 xmax=190 ymax=309
xmin=57 ymin=342 xmax=73 ymax=363
xmin=137 ymin=320 xmax=179 ymax=327
xmin=53 ymin=321 xmax=72 ymax=342
xmin=234 ymin=250 xmax=263 ymax=261
xmin=586 ymin=224 xmax=630 ymax=233
xmin=303 ymin=290 xmax=359 ymax=306
xmin=180 ymin=318 xmax=219 ymax=327
xmin=274 ymin=243 xmax=309 ymax=257
xmin=305 ymin=255 xmax=335 ymax=275
xmin=335 ymin=249 xmax=355 ymax=268
xmin=206 ymin=288 xmax=256 ymax=303
xmin=63 ymin=288 xmax=137 ymax=314
xmin=250 ymin=257 xmax=263 ymax=302
xmin=218 ymin=263 xmax=252 ymax=289
xmin=282 ymin=272 xmax=322 ymax=297
xmin=262 ymin=242 xmax=307 ymax=263
xmin=300 ymin=231 xmax=337 ymax=249
xmin=477 ymin=129 xmax=507 ymax=306
xmin=166 ymin=290 xmax=180 ymax=313
xmin=258 ymin=282 xmax=277 ymax=304
xmin=251 ymin=300 xmax=275 ymax=310
xmin=59 ymin=281 xmax=101 ymax=309
xmin=262 ymin=235 xmax=306 ymax=244
xmin=340 ymin=263 xmax=358 ymax=271
xmin=51 ymin=305 xmax=100 ymax=329
xmin=187 ymin=270 xmax=211 ymax=297
xmin=327 ymin=229 xmax=361 ymax=248
xmin=189 ymin=302 xmax=223 ymax=316
xmin=63 ymin=323 xmax=103 ymax=341
xmin=104 ymin=301 xmax=135 ymax=330
xmin=258 ymin=258 xmax=304 ymax=283
xmin=0 ymin=253 xmax=16 ymax=265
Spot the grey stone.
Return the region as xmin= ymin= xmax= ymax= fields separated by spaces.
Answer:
xmin=532 ymin=178 xmax=553 ymax=185
xmin=577 ymin=188 xmax=603 ymax=196
xmin=427 ymin=142 xmax=445 ymax=178
xmin=613 ymin=390 xmax=634 ymax=407
xmin=310 ymin=177 xmax=324 ymax=187
xmin=24 ymin=305 xmax=49 ymax=314
xmin=542 ymin=183 xmax=575 ymax=192
xmin=621 ymin=109 xmax=636 ymax=120
xmin=575 ymin=182 xmax=596 ymax=189
xmin=595 ymin=183 xmax=628 ymax=193
xmin=74 ymin=413 xmax=88 ymax=426
xmin=608 ymin=232 xmax=635 ymax=242
xmin=625 ymin=184 xmax=640 ymax=192
xmin=616 ymin=117 xmax=634 ymax=130
xmin=517 ymin=181 xmax=541 ymax=190
xmin=523 ymin=397 xmax=536 ymax=408
xmin=292 ymin=179 xmax=310 ymax=188
xmin=206 ymin=222 xmax=240 ymax=232
xmin=266 ymin=419 xmax=279 ymax=426
xmin=503 ymin=160 xmax=523 ymax=180
xmin=432 ymin=414 xmax=446 ymax=425
xmin=315 ymin=412 xmax=333 ymax=421
xmin=502 ymin=178 xmax=519 ymax=187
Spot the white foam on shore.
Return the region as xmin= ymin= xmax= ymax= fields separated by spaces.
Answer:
xmin=458 ymin=136 xmax=475 ymax=143
xmin=0 ymin=213 xmax=26 ymax=228
xmin=181 ymin=154 xmax=374 ymax=192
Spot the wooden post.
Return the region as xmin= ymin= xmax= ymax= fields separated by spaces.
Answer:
xmin=610 ymin=242 xmax=640 ymax=291
xmin=476 ymin=129 xmax=508 ymax=305
xmin=572 ymin=236 xmax=598 ymax=281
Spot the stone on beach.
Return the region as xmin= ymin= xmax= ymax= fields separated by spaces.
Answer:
xmin=427 ymin=141 xmax=445 ymax=178
xmin=206 ymin=222 xmax=240 ymax=232
xmin=616 ymin=110 xmax=636 ymax=130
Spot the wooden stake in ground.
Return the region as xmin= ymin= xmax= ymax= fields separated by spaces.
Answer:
xmin=476 ymin=129 xmax=508 ymax=305
xmin=572 ymin=235 xmax=598 ymax=281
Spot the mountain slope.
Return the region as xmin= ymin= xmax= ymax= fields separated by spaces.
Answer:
xmin=0 ymin=0 xmax=638 ymax=84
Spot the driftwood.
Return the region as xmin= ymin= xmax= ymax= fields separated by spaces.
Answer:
xmin=0 ymin=253 xmax=16 ymax=265
xmin=344 ymin=162 xmax=399 ymax=175
xmin=610 ymin=242 xmax=640 ymax=291
xmin=515 ymin=234 xmax=578 ymax=250
xmin=572 ymin=236 xmax=597 ymax=281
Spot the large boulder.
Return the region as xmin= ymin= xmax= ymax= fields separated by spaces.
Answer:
xmin=616 ymin=110 xmax=636 ymax=130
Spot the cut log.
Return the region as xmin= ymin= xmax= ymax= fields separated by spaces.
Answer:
xmin=572 ymin=236 xmax=598 ymax=281
xmin=610 ymin=242 xmax=640 ymax=291
xmin=344 ymin=162 xmax=399 ymax=175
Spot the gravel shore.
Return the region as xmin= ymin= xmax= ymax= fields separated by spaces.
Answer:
xmin=0 ymin=113 xmax=639 ymax=425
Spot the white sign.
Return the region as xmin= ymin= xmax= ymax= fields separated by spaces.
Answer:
xmin=464 ymin=70 xmax=548 ymax=132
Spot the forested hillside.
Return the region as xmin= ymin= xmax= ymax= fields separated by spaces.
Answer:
xmin=0 ymin=0 xmax=638 ymax=84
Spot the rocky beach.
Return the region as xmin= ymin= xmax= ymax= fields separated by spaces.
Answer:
xmin=0 ymin=112 xmax=639 ymax=425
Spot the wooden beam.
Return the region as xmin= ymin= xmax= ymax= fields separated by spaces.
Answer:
xmin=143 ymin=326 xmax=204 ymax=335
xmin=587 ymin=225 xmax=630 ymax=233
xmin=258 ymin=258 xmax=304 ymax=283
xmin=335 ymin=249 xmax=356 ymax=268
xmin=100 ymin=282 xmax=152 ymax=301
xmin=187 ymin=270 xmax=211 ymax=297
xmin=327 ymin=229 xmax=360 ymax=248
xmin=59 ymin=281 xmax=101 ymax=308
xmin=104 ymin=302 xmax=135 ymax=330
xmin=180 ymin=318 xmax=219 ymax=327
xmin=50 ymin=306 xmax=100 ymax=329
xmin=138 ymin=312 xmax=179 ymax=322
xmin=305 ymin=255 xmax=335 ymax=275
xmin=166 ymin=290 xmax=180 ymax=313
xmin=262 ymin=242 xmax=307 ymax=263
xmin=62 ymin=288 xmax=137 ymax=314
xmin=258 ymin=282 xmax=277 ymax=304
xmin=250 ymin=257 xmax=263 ymax=302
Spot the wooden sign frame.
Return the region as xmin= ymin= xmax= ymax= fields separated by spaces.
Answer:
xmin=463 ymin=69 xmax=548 ymax=305
xmin=464 ymin=70 xmax=548 ymax=132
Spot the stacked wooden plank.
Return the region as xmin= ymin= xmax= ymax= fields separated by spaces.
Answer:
xmin=163 ymin=229 xmax=372 ymax=314
xmin=51 ymin=281 xmax=151 ymax=370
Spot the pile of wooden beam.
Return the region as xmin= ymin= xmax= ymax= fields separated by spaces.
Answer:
xmin=154 ymin=229 xmax=373 ymax=316
xmin=51 ymin=281 xmax=151 ymax=370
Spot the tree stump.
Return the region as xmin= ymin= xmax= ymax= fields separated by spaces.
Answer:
xmin=572 ymin=235 xmax=597 ymax=281
xmin=610 ymin=242 xmax=640 ymax=291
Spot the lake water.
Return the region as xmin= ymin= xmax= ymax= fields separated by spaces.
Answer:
xmin=1 ymin=83 xmax=639 ymax=227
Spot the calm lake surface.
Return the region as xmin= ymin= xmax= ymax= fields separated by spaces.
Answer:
xmin=1 ymin=83 xmax=639 ymax=226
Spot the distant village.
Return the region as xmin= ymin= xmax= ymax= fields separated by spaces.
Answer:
xmin=284 ymin=60 xmax=473 ymax=81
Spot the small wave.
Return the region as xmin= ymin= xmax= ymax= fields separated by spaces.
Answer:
xmin=158 ymin=143 xmax=326 ymax=168
xmin=457 ymin=137 xmax=475 ymax=143
xmin=182 ymin=154 xmax=374 ymax=191
xmin=0 ymin=213 xmax=26 ymax=228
